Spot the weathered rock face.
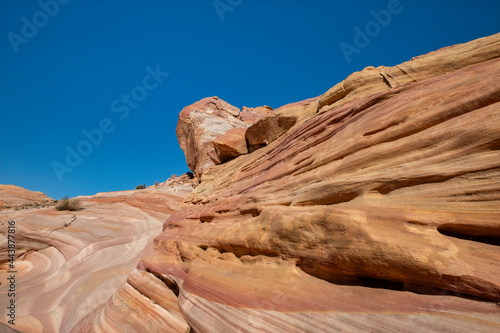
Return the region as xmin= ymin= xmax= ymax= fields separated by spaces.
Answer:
xmin=0 ymin=185 xmax=56 ymax=210
xmin=212 ymin=127 xmax=248 ymax=163
xmin=317 ymin=32 xmax=500 ymax=113
xmin=74 ymin=33 xmax=500 ymax=332
xmin=0 ymin=179 xmax=194 ymax=333
xmin=176 ymin=96 xmax=248 ymax=177
xmin=245 ymin=97 xmax=320 ymax=149
xmin=239 ymin=105 xmax=273 ymax=124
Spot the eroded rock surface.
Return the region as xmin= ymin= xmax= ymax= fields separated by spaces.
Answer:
xmin=0 ymin=178 xmax=193 ymax=333
xmin=212 ymin=127 xmax=248 ymax=163
xmin=176 ymin=96 xmax=248 ymax=177
xmin=0 ymin=185 xmax=56 ymax=210
xmin=75 ymin=33 xmax=500 ymax=333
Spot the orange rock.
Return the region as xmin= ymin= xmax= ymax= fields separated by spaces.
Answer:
xmin=317 ymin=32 xmax=500 ymax=113
xmin=0 ymin=185 xmax=56 ymax=210
xmin=212 ymin=127 xmax=248 ymax=163
xmin=6 ymin=33 xmax=500 ymax=333
xmin=245 ymin=97 xmax=320 ymax=149
xmin=0 ymin=179 xmax=193 ymax=332
xmin=239 ymin=105 xmax=273 ymax=124
xmin=88 ymin=33 xmax=500 ymax=332
xmin=176 ymin=96 xmax=247 ymax=177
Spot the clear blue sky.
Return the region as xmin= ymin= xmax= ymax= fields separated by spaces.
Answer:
xmin=0 ymin=0 xmax=499 ymax=200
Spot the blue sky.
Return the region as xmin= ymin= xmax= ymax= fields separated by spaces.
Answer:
xmin=0 ymin=0 xmax=499 ymax=200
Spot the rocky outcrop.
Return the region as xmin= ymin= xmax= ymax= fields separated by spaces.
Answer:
xmin=0 ymin=178 xmax=194 ymax=333
xmin=245 ymin=97 xmax=320 ymax=150
xmin=317 ymin=32 xmax=500 ymax=113
xmin=212 ymin=127 xmax=248 ymax=163
xmin=176 ymin=96 xmax=248 ymax=177
xmin=74 ymin=33 xmax=500 ymax=332
xmin=0 ymin=185 xmax=56 ymax=210
xmin=3 ymin=33 xmax=500 ymax=333
xmin=239 ymin=106 xmax=273 ymax=124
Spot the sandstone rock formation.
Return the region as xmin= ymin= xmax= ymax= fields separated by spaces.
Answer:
xmin=177 ymin=98 xmax=277 ymax=174
xmin=316 ymin=32 xmax=500 ymax=114
xmin=0 ymin=185 xmax=56 ymax=210
xmin=212 ymin=127 xmax=248 ymax=163
xmin=239 ymin=106 xmax=273 ymax=124
xmin=245 ymin=96 xmax=320 ymax=150
xmin=0 ymin=178 xmax=193 ymax=333
xmin=176 ymin=96 xmax=248 ymax=177
xmin=73 ymin=33 xmax=500 ymax=333
xmin=2 ymin=33 xmax=500 ymax=333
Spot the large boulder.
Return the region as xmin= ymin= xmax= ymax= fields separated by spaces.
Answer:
xmin=211 ymin=127 xmax=248 ymax=164
xmin=176 ymin=97 xmax=247 ymax=177
xmin=239 ymin=105 xmax=273 ymax=124
xmin=245 ymin=97 xmax=319 ymax=150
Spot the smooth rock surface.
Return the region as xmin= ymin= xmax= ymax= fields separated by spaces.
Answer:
xmin=0 ymin=177 xmax=194 ymax=333
xmin=0 ymin=185 xmax=56 ymax=210
xmin=212 ymin=127 xmax=248 ymax=163
xmin=317 ymin=32 xmax=500 ymax=113
xmin=75 ymin=34 xmax=500 ymax=332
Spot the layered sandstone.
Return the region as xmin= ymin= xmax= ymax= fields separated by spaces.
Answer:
xmin=176 ymin=96 xmax=248 ymax=177
xmin=0 ymin=177 xmax=194 ymax=333
xmin=74 ymin=33 xmax=500 ymax=333
xmin=2 ymin=33 xmax=500 ymax=333
xmin=0 ymin=185 xmax=56 ymax=210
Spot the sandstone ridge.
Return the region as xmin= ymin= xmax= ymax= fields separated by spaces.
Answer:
xmin=75 ymin=33 xmax=500 ymax=332
xmin=2 ymin=33 xmax=500 ymax=333
xmin=0 ymin=178 xmax=194 ymax=332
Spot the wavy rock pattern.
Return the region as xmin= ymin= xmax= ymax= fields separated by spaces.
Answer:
xmin=0 ymin=179 xmax=193 ymax=333
xmin=2 ymin=34 xmax=499 ymax=332
xmin=75 ymin=34 xmax=500 ymax=332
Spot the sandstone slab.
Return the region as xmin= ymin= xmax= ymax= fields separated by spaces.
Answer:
xmin=0 ymin=179 xmax=193 ymax=333
xmin=212 ymin=127 xmax=248 ymax=163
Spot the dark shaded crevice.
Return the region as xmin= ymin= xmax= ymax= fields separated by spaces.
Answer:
xmin=199 ymin=215 xmax=214 ymax=223
xmin=297 ymin=262 xmax=498 ymax=303
xmin=239 ymin=207 xmax=261 ymax=218
xmin=199 ymin=245 xmax=279 ymax=259
xmin=380 ymin=73 xmax=394 ymax=89
xmin=145 ymin=269 xmax=180 ymax=297
xmin=484 ymin=137 xmax=500 ymax=151
xmin=437 ymin=224 xmax=500 ymax=246
xmin=294 ymin=191 xmax=359 ymax=206
xmin=373 ymin=175 xmax=455 ymax=195
xmin=48 ymin=214 xmax=77 ymax=237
